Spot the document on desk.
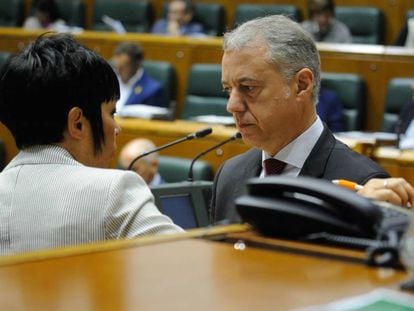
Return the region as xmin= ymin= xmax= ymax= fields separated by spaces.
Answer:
xmin=294 ymin=288 xmax=414 ymax=311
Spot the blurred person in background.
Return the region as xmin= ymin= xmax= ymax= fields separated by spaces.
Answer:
xmin=23 ymin=0 xmax=66 ymax=30
xmin=119 ymin=138 xmax=164 ymax=186
xmin=301 ymin=0 xmax=352 ymax=43
xmin=151 ymin=0 xmax=204 ymax=36
xmin=112 ymin=42 xmax=168 ymax=111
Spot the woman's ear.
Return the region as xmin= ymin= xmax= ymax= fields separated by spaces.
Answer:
xmin=295 ymin=68 xmax=314 ymax=98
xmin=67 ymin=107 xmax=84 ymax=139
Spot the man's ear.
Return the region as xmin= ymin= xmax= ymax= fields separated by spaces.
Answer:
xmin=295 ymin=68 xmax=314 ymax=98
xmin=67 ymin=107 xmax=84 ymax=139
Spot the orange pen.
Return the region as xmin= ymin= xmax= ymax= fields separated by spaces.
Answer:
xmin=332 ymin=179 xmax=364 ymax=191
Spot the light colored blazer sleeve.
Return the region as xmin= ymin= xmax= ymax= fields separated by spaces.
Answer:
xmin=104 ymin=171 xmax=184 ymax=238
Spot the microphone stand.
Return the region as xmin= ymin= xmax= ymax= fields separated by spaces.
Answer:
xmin=187 ymin=132 xmax=241 ymax=182
xmin=127 ymin=127 xmax=212 ymax=171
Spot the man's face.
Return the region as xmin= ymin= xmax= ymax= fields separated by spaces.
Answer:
xmin=84 ymin=100 xmax=120 ymax=168
xmin=129 ymin=158 xmax=157 ymax=184
xmin=312 ymin=10 xmax=332 ymax=34
xmin=168 ymin=0 xmax=190 ymax=25
xmin=113 ymin=54 xmax=137 ymax=84
xmin=222 ymin=45 xmax=309 ymax=156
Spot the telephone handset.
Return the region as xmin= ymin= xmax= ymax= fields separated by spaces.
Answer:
xmin=235 ymin=176 xmax=384 ymax=240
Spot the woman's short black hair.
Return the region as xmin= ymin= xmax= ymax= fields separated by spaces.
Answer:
xmin=0 ymin=33 xmax=120 ymax=153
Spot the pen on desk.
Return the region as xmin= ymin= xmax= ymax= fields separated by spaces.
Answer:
xmin=332 ymin=179 xmax=364 ymax=191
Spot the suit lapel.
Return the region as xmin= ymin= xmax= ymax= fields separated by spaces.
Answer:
xmin=233 ymin=148 xmax=262 ymax=199
xmin=300 ymin=126 xmax=335 ymax=178
xmin=125 ymin=74 xmax=145 ymax=106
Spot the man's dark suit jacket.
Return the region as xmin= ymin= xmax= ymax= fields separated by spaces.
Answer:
xmin=210 ymin=126 xmax=389 ymax=224
xmin=398 ymin=100 xmax=414 ymax=134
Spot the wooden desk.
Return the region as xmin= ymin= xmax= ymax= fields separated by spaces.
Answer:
xmin=373 ymin=147 xmax=414 ymax=185
xmin=0 ymin=225 xmax=407 ymax=310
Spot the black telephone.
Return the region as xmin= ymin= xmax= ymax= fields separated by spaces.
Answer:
xmin=235 ymin=176 xmax=410 ymax=246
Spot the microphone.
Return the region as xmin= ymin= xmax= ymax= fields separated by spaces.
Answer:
xmin=127 ymin=127 xmax=212 ymax=170
xmin=187 ymin=132 xmax=242 ymax=182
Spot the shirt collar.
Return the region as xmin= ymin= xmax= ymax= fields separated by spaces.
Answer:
xmin=262 ymin=117 xmax=324 ymax=170
xmin=119 ymin=67 xmax=144 ymax=89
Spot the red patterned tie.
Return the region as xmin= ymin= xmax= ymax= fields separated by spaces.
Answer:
xmin=263 ymin=158 xmax=286 ymax=176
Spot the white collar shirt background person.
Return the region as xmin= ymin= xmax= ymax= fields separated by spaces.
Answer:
xmin=116 ymin=67 xmax=144 ymax=111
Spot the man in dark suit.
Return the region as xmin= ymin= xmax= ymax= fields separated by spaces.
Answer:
xmin=211 ymin=15 xmax=390 ymax=224
xmin=112 ymin=42 xmax=168 ymax=110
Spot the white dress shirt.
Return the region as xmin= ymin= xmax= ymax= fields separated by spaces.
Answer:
xmin=116 ymin=68 xmax=144 ymax=111
xmin=261 ymin=117 xmax=324 ymax=177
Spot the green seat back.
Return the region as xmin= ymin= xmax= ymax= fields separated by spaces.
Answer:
xmin=335 ymin=6 xmax=384 ymax=44
xmin=143 ymin=60 xmax=177 ymax=113
xmin=234 ymin=4 xmax=301 ymax=26
xmin=92 ymin=0 xmax=152 ymax=32
xmin=181 ymin=64 xmax=229 ymax=120
xmin=193 ymin=3 xmax=224 ymax=36
xmin=56 ymin=0 xmax=85 ymax=27
xmin=158 ymin=156 xmax=214 ymax=182
xmin=321 ymin=72 xmax=366 ymax=131
xmin=0 ymin=0 xmax=23 ymax=27
xmin=0 ymin=52 xmax=11 ymax=70
xmin=381 ymin=78 xmax=414 ymax=132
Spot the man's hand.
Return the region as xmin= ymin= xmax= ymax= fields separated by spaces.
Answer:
xmin=357 ymin=178 xmax=414 ymax=208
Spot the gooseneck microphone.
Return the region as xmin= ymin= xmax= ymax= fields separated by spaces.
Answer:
xmin=127 ymin=127 xmax=213 ymax=170
xmin=187 ymin=132 xmax=242 ymax=182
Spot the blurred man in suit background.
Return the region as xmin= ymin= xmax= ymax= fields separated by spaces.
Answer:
xmin=112 ymin=42 xmax=168 ymax=111
xmin=151 ymin=0 xmax=204 ymax=36
xmin=119 ymin=138 xmax=164 ymax=186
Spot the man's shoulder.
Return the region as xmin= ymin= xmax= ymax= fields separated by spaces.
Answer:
xmin=331 ymin=139 xmax=388 ymax=174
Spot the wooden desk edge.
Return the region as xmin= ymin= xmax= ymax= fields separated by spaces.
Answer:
xmin=0 ymin=224 xmax=250 ymax=266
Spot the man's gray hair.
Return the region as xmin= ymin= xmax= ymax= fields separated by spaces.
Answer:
xmin=223 ymin=15 xmax=321 ymax=104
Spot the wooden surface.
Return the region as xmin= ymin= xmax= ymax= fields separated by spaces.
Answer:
xmin=1 ymin=29 xmax=414 ymax=130
xmin=0 ymin=225 xmax=408 ymax=311
xmin=373 ymin=147 xmax=414 ymax=185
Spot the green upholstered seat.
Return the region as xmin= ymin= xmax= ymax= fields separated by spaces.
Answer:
xmin=381 ymin=78 xmax=414 ymax=132
xmin=92 ymin=0 xmax=152 ymax=33
xmin=193 ymin=3 xmax=224 ymax=36
xmin=321 ymin=72 xmax=367 ymax=131
xmin=56 ymin=0 xmax=85 ymax=28
xmin=180 ymin=64 xmax=229 ymax=120
xmin=0 ymin=51 xmax=11 ymax=70
xmin=335 ymin=6 xmax=384 ymax=44
xmin=143 ymin=60 xmax=177 ymax=116
xmin=234 ymin=4 xmax=301 ymax=25
xmin=0 ymin=0 xmax=23 ymax=27
xmin=158 ymin=156 xmax=214 ymax=182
